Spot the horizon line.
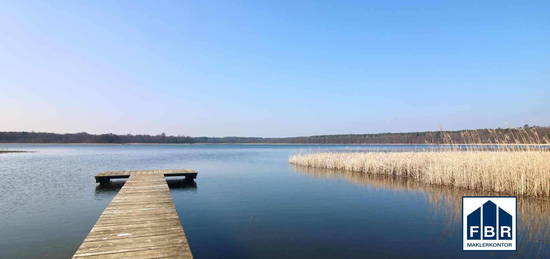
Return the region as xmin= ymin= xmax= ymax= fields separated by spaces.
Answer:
xmin=1 ymin=124 xmax=546 ymax=139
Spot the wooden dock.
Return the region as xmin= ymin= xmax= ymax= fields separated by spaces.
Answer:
xmin=73 ymin=169 xmax=197 ymax=259
xmin=95 ymin=169 xmax=197 ymax=184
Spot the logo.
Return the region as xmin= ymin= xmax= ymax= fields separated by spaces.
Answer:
xmin=463 ymin=196 xmax=516 ymax=250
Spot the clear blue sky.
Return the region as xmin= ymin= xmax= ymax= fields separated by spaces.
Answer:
xmin=1 ymin=1 xmax=549 ymax=137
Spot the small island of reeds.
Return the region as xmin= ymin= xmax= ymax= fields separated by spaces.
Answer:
xmin=289 ymin=129 xmax=550 ymax=197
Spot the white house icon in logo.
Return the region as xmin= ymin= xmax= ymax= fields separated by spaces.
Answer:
xmin=463 ymin=197 xmax=516 ymax=250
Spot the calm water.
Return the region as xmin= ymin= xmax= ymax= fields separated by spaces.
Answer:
xmin=0 ymin=144 xmax=549 ymax=258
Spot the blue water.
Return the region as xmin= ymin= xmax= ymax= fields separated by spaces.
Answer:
xmin=0 ymin=144 xmax=548 ymax=258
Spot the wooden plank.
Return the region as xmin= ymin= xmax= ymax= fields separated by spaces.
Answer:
xmin=73 ymin=172 xmax=193 ymax=259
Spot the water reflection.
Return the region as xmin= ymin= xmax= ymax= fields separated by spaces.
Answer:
xmin=167 ymin=178 xmax=198 ymax=192
xmin=94 ymin=178 xmax=198 ymax=199
xmin=94 ymin=180 xmax=126 ymax=194
xmin=291 ymin=165 xmax=550 ymax=252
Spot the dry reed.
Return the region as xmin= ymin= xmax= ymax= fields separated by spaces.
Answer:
xmin=289 ymin=129 xmax=550 ymax=197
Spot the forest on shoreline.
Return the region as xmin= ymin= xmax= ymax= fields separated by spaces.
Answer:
xmin=1 ymin=126 xmax=549 ymax=144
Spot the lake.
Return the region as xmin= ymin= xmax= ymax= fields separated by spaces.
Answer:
xmin=0 ymin=144 xmax=548 ymax=258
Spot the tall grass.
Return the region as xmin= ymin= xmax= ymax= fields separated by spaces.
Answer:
xmin=289 ymin=129 xmax=550 ymax=197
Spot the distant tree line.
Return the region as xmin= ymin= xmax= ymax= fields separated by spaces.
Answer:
xmin=1 ymin=126 xmax=548 ymax=144
xmin=260 ymin=126 xmax=550 ymax=144
xmin=0 ymin=132 xmax=194 ymax=144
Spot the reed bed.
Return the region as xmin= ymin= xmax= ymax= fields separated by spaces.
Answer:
xmin=289 ymin=150 xmax=550 ymax=197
